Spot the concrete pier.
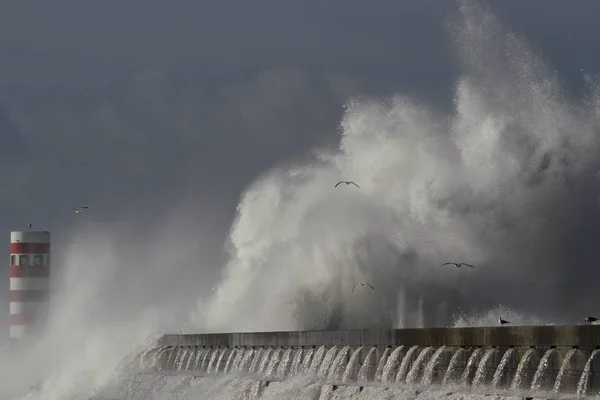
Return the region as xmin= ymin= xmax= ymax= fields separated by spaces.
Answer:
xmin=159 ymin=325 xmax=600 ymax=348
xmin=151 ymin=325 xmax=600 ymax=396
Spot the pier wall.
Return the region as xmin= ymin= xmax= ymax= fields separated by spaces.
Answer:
xmin=150 ymin=325 xmax=600 ymax=396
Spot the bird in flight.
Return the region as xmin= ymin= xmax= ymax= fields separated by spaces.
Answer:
xmin=441 ymin=262 xmax=476 ymax=269
xmin=499 ymin=317 xmax=510 ymax=325
xmin=335 ymin=181 xmax=360 ymax=188
xmin=352 ymin=282 xmax=374 ymax=293
xmin=584 ymin=316 xmax=598 ymax=323
xmin=73 ymin=207 xmax=89 ymax=214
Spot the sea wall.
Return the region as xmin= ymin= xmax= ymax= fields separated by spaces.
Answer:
xmin=149 ymin=325 xmax=600 ymax=396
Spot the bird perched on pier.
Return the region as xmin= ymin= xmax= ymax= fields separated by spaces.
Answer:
xmin=499 ymin=317 xmax=510 ymax=325
xmin=352 ymin=282 xmax=374 ymax=293
xmin=335 ymin=181 xmax=360 ymax=188
xmin=441 ymin=262 xmax=476 ymax=269
xmin=73 ymin=206 xmax=89 ymax=214
xmin=584 ymin=317 xmax=598 ymax=323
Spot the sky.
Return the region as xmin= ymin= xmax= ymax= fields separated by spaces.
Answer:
xmin=1 ymin=0 xmax=600 ymax=329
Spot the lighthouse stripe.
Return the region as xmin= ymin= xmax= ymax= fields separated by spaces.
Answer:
xmin=10 ymin=243 xmax=50 ymax=254
xmin=10 ymin=265 xmax=50 ymax=277
xmin=10 ymin=290 xmax=49 ymax=302
xmin=9 ymin=314 xmax=28 ymax=325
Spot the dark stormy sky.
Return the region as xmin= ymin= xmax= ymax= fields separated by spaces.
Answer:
xmin=1 ymin=0 xmax=600 ymax=326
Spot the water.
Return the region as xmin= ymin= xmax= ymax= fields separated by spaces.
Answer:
xmin=231 ymin=349 xmax=245 ymax=372
xmin=239 ymin=349 xmax=255 ymax=372
xmin=299 ymin=348 xmax=314 ymax=375
xmin=308 ymin=346 xmax=326 ymax=374
xmin=194 ymin=0 xmax=600 ymax=336
xmin=214 ymin=348 xmax=229 ymax=373
xmin=256 ymin=351 xmax=269 ymax=374
xmin=461 ymin=348 xmax=483 ymax=385
xmin=327 ymin=346 xmax=350 ymax=380
xmin=510 ymin=348 xmax=536 ymax=390
xmin=491 ymin=348 xmax=515 ymax=388
xmin=317 ymin=346 xmax=338 ymax=376
xmin=5 ymin=0 xmax=600 ymax=398
xmin=264 ymin=347 xmax=282 ymax=376
xmin=200 ymin=349 xmax=212 ymax=371
xmin=530 ymin=348 xmax=555 ymax=391
xmin=442 ymin=347 xmax=465 ymax=385
xmin=289 ymin=348 xmax=303 ymax=376
xmin=395 ymin=345 xmax=419 ymax=383
xmin=8 ymin=340 xmax=600 ymax=399
xmin=472 ymin=348 xmax=496 ymax=387
xmin=223 ymin=349 xmax=237 ymax=373
xmin=576 ymin=349 xmax=600 ymax=396
xmin=553 ymin=348 xmax=578 ymax=393
xmin=421 ymin=346 xmax=446 ymax=385
xmin=276 ymin=348 xmax=293 ymax=377
xmin=404 ymin=346 xmax=432 ymax=384
xmin=249 ymin=349 xmax=264 ymax=373
xmin=373 ymin=348 xmax=390 ymax=382
xmin=342 ymin=347 xmax=364 ymax=382
xmin=379 ymin=346 xmax=404 ymax=383
xmin=357 ymin=347 xmax=376 ymax=381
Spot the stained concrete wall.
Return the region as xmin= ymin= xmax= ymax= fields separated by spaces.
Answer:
xmin=159 ymin=325 xmax=600 ymax=348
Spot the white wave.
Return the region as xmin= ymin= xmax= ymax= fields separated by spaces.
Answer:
xmin=192 ymin=0 xmax=600 ymax=333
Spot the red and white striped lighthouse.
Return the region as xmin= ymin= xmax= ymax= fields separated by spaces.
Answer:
xmin=9 ymin=230 xmax=51 ymax=339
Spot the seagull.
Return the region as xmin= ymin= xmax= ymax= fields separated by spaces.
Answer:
xmin=441 ymin=262 xmax=476 ymax=269
xmin=335 ymin=181 xmax=360 ymax=188
xmin=499 ymin=317 xmax=510 ymax=325
xmin=352 ymin=282 xmax=374 ymax=293
xmin=73 ymin=207 xmax=89 ymax=214
xmin=584 ymin=317 xmax=598 ymax=323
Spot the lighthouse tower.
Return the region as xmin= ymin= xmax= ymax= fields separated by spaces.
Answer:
xmin=9 ymin=230 xmax=51 ymax=339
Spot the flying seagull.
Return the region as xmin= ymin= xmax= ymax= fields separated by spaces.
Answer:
xmin=499 ymin=317 xmax=510 ymax=325
xmin=352 ymin=282 xmax=374 ymax=293
xmin=73 ymin=207 xmax=89 ymax=214
xmin=441 ymin=262 xmax=476 ymax=269
xmin=584 ymin=317 xmax=598 ymax=323
xmin=335 ymin=181 xmax=360 ymax=188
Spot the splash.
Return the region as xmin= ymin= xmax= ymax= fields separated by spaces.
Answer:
xmin=0 ymin=220 xmax=206 ymax=399
xmin=451 ymin=304 xmax=550 ymax=327
xmin=193 ymin=0 xmax=600 ymax=333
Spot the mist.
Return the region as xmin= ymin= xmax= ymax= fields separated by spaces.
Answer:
xmin=192 ymin=0 xmax=600 ymax=333
xmin=0 ymin=210 xmax=225 ymax=398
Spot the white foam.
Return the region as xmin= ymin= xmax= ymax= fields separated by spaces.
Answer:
xmin=191 ymin=0 xmax=600 ymax=334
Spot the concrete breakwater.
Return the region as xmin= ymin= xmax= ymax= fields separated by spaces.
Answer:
xmin=149 ymin=325 xmax=600 ymax=396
